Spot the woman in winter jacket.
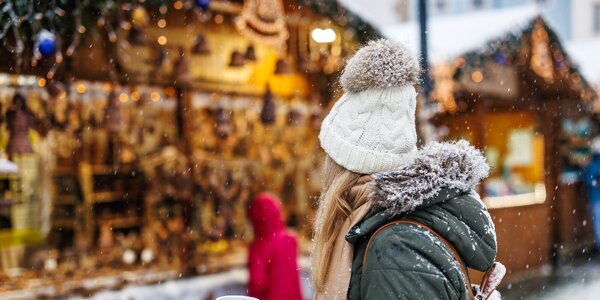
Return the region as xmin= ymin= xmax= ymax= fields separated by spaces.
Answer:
xmin=312 ymin=40 xmax=500 ymax=300
xmin=248 ymin=193 xmax=303 ymax=300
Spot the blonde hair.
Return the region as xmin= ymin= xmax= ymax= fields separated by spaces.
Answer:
xmin=312 ymin=155 xmax=362 ymax=292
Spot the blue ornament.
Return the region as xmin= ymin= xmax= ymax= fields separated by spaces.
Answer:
xmin=36 ymin=29 xmax=56 ymax=58
xmin=196 ymin=0 xmax=210 ymax=10
xmin=494 ymin=53 xmax=506 ymax=65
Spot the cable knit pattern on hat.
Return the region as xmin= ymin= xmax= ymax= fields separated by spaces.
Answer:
xmin=319 ymin=39 xmax=421 ymax=174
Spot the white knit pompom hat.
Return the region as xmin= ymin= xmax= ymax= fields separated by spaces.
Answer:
xmin=319 ymin=39 xmax=421 ymax=174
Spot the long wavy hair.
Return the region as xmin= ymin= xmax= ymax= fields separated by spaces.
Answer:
xmin=311 ymin=155 xmax=363 ymax=292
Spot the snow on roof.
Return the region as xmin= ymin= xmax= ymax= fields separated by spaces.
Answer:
xmin=337 ymin=0 xmax=406 ymax=27
xmin=338 ymin=1 xmax=541 ymax=62
xmin=566 ymin=38 xmax=600 ymax=84
xmin=381 ymin=5 xmax=541 ymax=62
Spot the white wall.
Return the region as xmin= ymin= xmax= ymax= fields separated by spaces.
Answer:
xmin=571 ymin=0 xmax=600 ymax=40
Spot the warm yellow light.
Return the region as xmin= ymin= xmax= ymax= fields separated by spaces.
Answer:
xmin=165 ymin=87 xmax=176 ymax=97
xmin=173 ymin=1 xmax=183 ymax=10
xmin=157 ymin=35 xmax=167 ymax=45
xmin=102 ymin=83 xmax=112 ymax=92
xmin=159 ymin=5 xmax=168 ymax=14
xmin=38 ymin=78 xmax=46 ymax=87
xmin=311 ymin=28 xmax=336 ymax=43
xmin=119 ymin=92 xmax=129 ymax=103
xmin=214 ymin=14 xmax=224 ymax=24
xmin=150 ymin=92 xmax=160 ymax=102
xmin=76 ymin=83 xmax=86 ymax=94
xmin=471 ymin=70 xmax=484 ymax=83
xmin=131 ymin=91 xmax=140 ymax=101
xmin=78 ymin=25 xmax=87 ymax=34
xmin=157 ymin=19 xmax=167 ymax=28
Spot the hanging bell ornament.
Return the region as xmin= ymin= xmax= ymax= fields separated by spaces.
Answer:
xmin=228 ymin=50 xmax=245 ymax=67
xmin=191 ymin=35 xmax=211 ymax=55
xmin=245 ymin=45 xmax=257 ymax=61
xmin=274 ymin=58 xmax=291 ymax=74
xmin=260 ymin=86 xmax=276 ymax=125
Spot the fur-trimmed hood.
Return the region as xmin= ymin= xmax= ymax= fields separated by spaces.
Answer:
xmin=370 ymin=140 xmax=489 ymax=215
xmin=345 ymin=140 xmax=497 ymax=284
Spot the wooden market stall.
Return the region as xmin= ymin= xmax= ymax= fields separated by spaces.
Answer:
xmin=0 ymin=0 xmax=379 ymax=298
xmin=430 ymin=17 xmax=598 ymax=282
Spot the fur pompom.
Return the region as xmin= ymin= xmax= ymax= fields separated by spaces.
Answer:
xmin=370 ymin=140 xmax=490 ymax=215
xmin=340 ymin=39 xmax=421 ymax=94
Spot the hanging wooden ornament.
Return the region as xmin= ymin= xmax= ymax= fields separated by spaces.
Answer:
xmin=104 ymin=90 xmax=126 ymax=133
xmin=274 ymin=58 xmax=291 ymax=74
xmin=228 ymin=50 xmax=245 ymax=67
xmin=245 ymin=45 xmax=257 ymax=61
xmin=191 ymin=35 xmax=211 ymax=55
xmin=260 ymin=86 xmax=276 ymax=124
xmin=235 ymin=0 xmax=289 ymax=51
xmin=173 ymin=47 xmax=191 ymax=84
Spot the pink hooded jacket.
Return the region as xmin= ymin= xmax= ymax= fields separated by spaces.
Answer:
xmin=248 ymin=193 xmax=302 ymax=300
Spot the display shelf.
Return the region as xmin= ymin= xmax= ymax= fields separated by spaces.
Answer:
xmin=90 ymin=191 xmax=139 ymax=203
xmin=98 ymin=217 xmax=140 ymax=229
xmin=48 ymin=167 xmax=83 ymax=249
xmin=79 ymin=163 xmax=145 ymax=247
xmin=51 ymin=218 xmax=77 ymax=229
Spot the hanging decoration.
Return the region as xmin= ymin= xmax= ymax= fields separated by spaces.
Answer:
xmin=35 ymin=30 xmax=57 ymax=59
xmin=229 ymin=50 xmax=245 ymax=67
xmin=196 ymin=0 xmax=211 ymax=10
xmin=260 ymin=86 xmax=277 ymax=124
xmin=274 ymin=58 xmax=291 ymax=74
xmin=191 ymin=35 xmax=211 ymax=55
xmin=235 ymin=0 xmax=289 ymax=51
xmin=245 ymin=45 xmax=257 ymax=61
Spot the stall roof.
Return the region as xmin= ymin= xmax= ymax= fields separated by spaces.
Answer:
xmin=338 ymin=1 xmax=541 ymax=62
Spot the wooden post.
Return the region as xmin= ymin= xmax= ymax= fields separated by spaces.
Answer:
xmin=543 ymin=98 xmax=561 ymax=267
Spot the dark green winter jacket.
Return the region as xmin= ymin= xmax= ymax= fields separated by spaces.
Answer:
xmin=346 ymin=141 xmax=497 ymax=300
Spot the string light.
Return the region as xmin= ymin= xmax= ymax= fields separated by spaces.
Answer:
xmin=76 ymin=83 xmax=86 ymax=94
xmin=471 ymin=70 xmax=483 ymax=83
xmin=157 ymin=35 xmax=167 ymax=45
xmin=78 ymin=25 xmax=87 ymax=34
xmin=131 ymin=91 xmax=140 ymax=101
xmin=174 ymin=1 xmax=184 ymax=10
xmin=38 ymin=78 xmax=46 ymax=87
xmin=157 ymin=19 xmax=167 ymax=28
xmin=165 ymin=87 xmax=176 ymax=97
xmin=214 ymin=14 xmax=224 ymax=24
xmin=150 ymin=91 xmax=160 ymax=102
xmin=119 ymin=92 xmax=129 ymax=103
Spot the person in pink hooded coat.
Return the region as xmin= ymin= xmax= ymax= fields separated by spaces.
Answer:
xmin=248 ymin=193 xmax=302 ymax=300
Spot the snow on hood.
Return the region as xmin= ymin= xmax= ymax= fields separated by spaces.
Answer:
xmin=370 ymin=140 xmax=490 ymax=215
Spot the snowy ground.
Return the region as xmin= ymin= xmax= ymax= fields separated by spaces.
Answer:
xmin=502 ymin=256 xmax=600 ymax=300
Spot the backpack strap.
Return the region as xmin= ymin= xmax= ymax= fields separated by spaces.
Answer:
xmin=362 ymin=219 xmax=476 ymax=300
